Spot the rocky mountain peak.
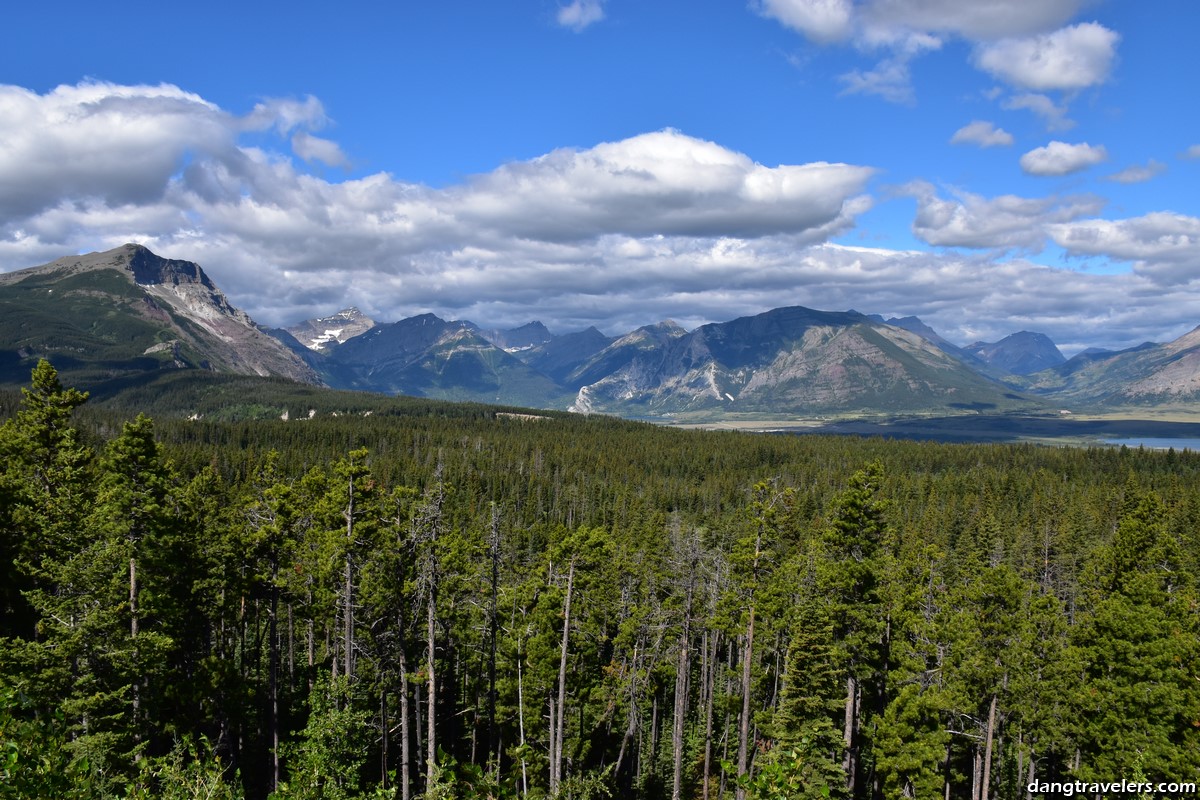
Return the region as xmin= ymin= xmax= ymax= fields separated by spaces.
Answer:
xmin=0 ymin=244 xmax=320 ymax=386
xmin=286 ymin=306 xmax=377 ymax=351
xmin=965 ymin=331 xmax=1065 ymax=376
xmin=122 ymin=243 xmax=218 ymax=290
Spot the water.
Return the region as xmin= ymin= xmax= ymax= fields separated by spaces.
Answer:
xmin=1101 ymin=437 xmax=1200 ymax=451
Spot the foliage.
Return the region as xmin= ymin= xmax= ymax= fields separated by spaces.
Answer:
xmin=2 ymin=361 xmax=1200 ymax=799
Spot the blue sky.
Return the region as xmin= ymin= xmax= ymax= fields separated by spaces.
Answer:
xmin=2 ymin=1 xmax=1198 ymax=355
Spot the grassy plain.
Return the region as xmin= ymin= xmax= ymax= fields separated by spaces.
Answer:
xmin=666 ymin=408 xmax=1200 ymax=447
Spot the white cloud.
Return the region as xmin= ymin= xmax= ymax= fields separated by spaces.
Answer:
xmin=1183 ymin=145 xmax=1200 ymax=160
xmin=1105 ymin=160 xmax=1165 ymax=185
xmin=757 ymin=0 xmax=855 ymax=43
xmin=3 ymin=80 xmax=1197 ymax=354
xmin=447 ymin=129 xmax=876 ymax=241
xmin=839 ymin=56 xmax=918 ymax=104
xmin=242 ymin=95 xmax=330 ymax=134
xmin=292 ymin=132 xmax=351 ymax=168
xmin=0 ymin=81 xmax=233 ymax=218
xmin=767 ymin=0 xmax=1089 ymax=43
xmin=904 ymin=181 xmax=1102 ymax=250
xmin=1020 ymin=141 xmax=1107 ymax=176
xmin=974 ymin=22 xmax=1119 ymax=91
xmin=1047 ymin=212 xmax=1200 ymax=284
xmin=861 ymin=0 xmax=1088 ymax=40
xmin=557 ymin=0 xmax=605 ymax=32
xmin=950 ymin=120 xmax=1014 ymax=148
xmin=761 ymin=2 xmax=1107 ymax=106
xmin=838 ymin=31 xmax=941 ymax=104
xmin=0 ymin=81 xmax=876 ymax=324
xmin=1002 ymin=93 xmax=1074 ymax=131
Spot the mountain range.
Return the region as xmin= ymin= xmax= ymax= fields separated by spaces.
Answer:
xmin=1 ymin=244 xmax=1197 ymax=419
xmin=0 ymin=244 xmax=317 ymax=390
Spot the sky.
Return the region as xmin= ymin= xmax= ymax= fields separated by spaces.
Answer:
xmin=1 ymin=1 xmax=1199 ymax=355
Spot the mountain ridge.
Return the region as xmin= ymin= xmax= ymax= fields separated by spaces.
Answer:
xmin=0 ymin=244 xmax=319 ymax=388
xmin=2 ymin=245 xmax=1197 ymax=418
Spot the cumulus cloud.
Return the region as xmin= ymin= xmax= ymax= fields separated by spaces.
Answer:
xmin=0 ymin=81 xmax=878 ymax=322
xmin=839 ymin=33 xmax=941 ymax=104
xmin=1002 ymin=92 xmax=1074 ymax=132
xmin=1020 ymin=141 xmax=1107 ymax=176
xmin=3 ymin=80 xmax=1197 ymax=354
xmin=757 ymin=0 xmax=855 ymax=43
xmin=904 ymin=182 xmax=1103 ymax=250
xmin=292 ymin=132 xmax=351 ymax=168
xmin=557 ymin=0 xmax=605 ymax=32
xmin=766 ymin=0 xmax=1088 ymax=43
xmin=974 ymin=22 xmax=1118 ymax=91
xmin=448 ymin=130 xmax=875 ymax=241
xmin=763 ymin=4 xmax=1114 ymax=111
xmin=0 ymin=81 xmax=233 ymax=218
xmin=1183 ymin=145 xmax=1200 ymax=160
xmin=242 ymin=95 xmax=330 ymax=134
xmin=860 ymin=0 xmax=1088 ymax=40
xmin=950 ymin=120 xmax=1014 ymax=148
xmin=1047 ymin=212 xmax=1200 ymax=284
xmin=1105 ymin=160 xmax=1165 ymax=185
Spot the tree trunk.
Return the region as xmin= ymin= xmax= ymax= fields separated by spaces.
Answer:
xmin=614 ymin=639 xmax=641 ymax=782
xmin=551 ymin=558 xmax=575 ymax=794
xmin=306 ymin=581 xmax=315 ymax=693
xmin=672 ymin=577 xmax=694 ymax=800
xmin=549 ymin=696 xmax=559 ymax=791
xmin=426 ymin=575 xmax=437 ymax=778
xmin=981 ymin=692 xmax=998 ymax=800
xmin=517 ymin=646 xmax=529 ymax=798
xmin=736 ymin=612 xmax=755 ymax=800
xmin=380 ymin=685 xmax=388 ymax=790
xmin=736 ymin=528 xmax=764 ymax=800
xmin=415 ymin=677 xmax=425 ymax=786
xmin=270 ymin=560 xmax=280 ymax=792
xmin=129 ymin=555 xmax=140 ymax=760
xmin=972 ymin=745 xmax=983 ymax=800
xmin=702 ymin=630 xmax=718 ymax=800
xmin=943 ymin=741 xmax=953 ymax=800
xmin=487 ymin=506 xmax=501 ymax=772
xmin=399 ymin=649 xmax=411 ymax=800
xmin=343 ymin=474 xmax=355 ymax=680
xmin=844 ymin=674 xmax=858 ymax=797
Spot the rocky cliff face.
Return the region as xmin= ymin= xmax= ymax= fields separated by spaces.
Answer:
xmin=566 ymin=308 xmax=1026 ymax=415
xmin=965 ymin=331 xmax=1066 ymax=376
xmin=285 ymin=307 xmax=376 ymax=351
xmin=0 ymin=244 xmax=320 ymax=386
xmin=1026 ymin=325 xmax=1200 ymax=404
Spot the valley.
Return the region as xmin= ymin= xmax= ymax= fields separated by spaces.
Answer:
xmin=0 ymin=244 xmax=1197 ymax=449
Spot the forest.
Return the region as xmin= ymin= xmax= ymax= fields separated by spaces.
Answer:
xmin=1 ymin=360 xmax=1198 ymax=799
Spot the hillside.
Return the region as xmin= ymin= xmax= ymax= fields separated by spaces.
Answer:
xmin=0 ymin=244 xmax=319 ymax=390
xmin=1025 ymin=325 xmax=1200 ymax=405
xmin=6 ymin=245 xmax=1200 ymax=421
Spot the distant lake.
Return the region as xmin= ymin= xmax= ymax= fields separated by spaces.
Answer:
xmin=1102 ymin=437 xmax=1200 ymax=451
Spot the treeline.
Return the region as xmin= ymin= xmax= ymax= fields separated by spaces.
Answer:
xmin=1 ymin=360 xmax=1198 ymax=799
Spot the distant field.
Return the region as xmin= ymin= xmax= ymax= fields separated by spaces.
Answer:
xmin=667 ymin=410 xmax=1200 ymax=447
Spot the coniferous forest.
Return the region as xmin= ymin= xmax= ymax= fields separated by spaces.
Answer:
xmin=2 ymin=360 xmax=1198 ymax=799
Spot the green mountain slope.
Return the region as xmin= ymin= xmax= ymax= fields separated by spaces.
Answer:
xmin=0 ymin=244 xmax=319 ymax=392
xmin=1024 ymin=325 xmax=1200 ymax=406
xmin=324 ymin=314 xmax=573 ymax=407
xmin=568 ymin=307 xmax=1038 ymax=418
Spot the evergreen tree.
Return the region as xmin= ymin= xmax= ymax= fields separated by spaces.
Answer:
xmin=817 ymin=462 xmax=888 ymax=798
xmin=1070 ymin=494 xmax=1200 ymax=781
xmin=0 ymin=359 xmax=91 ymax=640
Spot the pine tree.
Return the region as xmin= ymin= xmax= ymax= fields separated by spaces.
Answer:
xmin=817 ymin=462 xmax=888 ymax=798
xmin=0 ymin=359 xmax=91 ymax=640
xmin=1070 ymin=494 xmax=1200 ymax=781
